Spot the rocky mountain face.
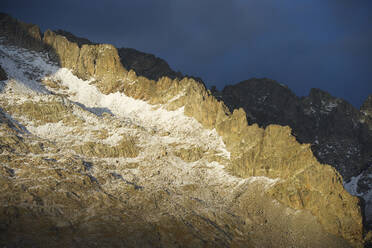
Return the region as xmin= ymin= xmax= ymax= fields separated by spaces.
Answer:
xmin=218 ymin=78 xmax=372 ymax=229
xmin=0 ymin=65 xmax=6 ymax=81
xmin=361 ymin=95 xmax=372 ymax=130
xmin=49 ymin=29 xmax=183 ymax=82
xmin=0 ymin=13 xmax=370 ymax=247
xmin=362 ymin=95 xmax=372 ymax=116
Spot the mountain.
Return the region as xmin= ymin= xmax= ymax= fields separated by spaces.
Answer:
xmin=0 ymin=13 xmax=370 ymax=247
xmin=216 ymin=78 xmax=372 ymax=229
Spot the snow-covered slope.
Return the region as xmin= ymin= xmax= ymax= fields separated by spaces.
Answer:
xmin=0 ymin=41 xmax=229 ymax=156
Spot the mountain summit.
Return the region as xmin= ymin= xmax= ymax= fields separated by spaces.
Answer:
xmin=0 ymin=13 xmax=369 ymax=247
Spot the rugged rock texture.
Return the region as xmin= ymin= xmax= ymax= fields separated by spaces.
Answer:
xmin=220 ymin=81 xmax=371 ymax=174
xmin=43 ymin=30 xmax=127 ymax=93
xmin=0 ymin=13 xmax=368 ymax=247
xmin=0 ymin=13 xmax=44 ymax=51
xmin=73 ymin=137 xmax=139 ymax=158
xmin=54 ymin=29 xmax=94 ymax=47
xmin=362 ymin=95 xmax=372 ymax=114
xmin=361 ymin=94 xmax=372 ymax=130
xmin=47 ymin=29 xmax=184 ymax=82
xmin=115 ymin=69 xmax=364 ymax=246
xmin=219 ymin=78 xmax=372 ymax=229
xmin=4 ymin=99 xmax=81 ymax=125
xmin=220 ymin=79 xmax=371 ymax=178
xmin=118 ymin=48 xmax=183 ymax=81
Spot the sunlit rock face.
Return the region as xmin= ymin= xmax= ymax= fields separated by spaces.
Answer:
xmin=0 ymin=13 xmax=369 ymax=247
xmin=220 ymin=79 xmax=371 ymax=181
xmin=219 ymin=78 xmax=372 ymax=229
xmin=43 ymin=30 xmax=127 ymax=95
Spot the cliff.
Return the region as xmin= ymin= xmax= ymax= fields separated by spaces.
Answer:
xmin=219 ymin=78 xmax=372 ymax=229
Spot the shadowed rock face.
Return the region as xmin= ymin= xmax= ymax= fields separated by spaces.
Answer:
xmin=54 ymin=30 xmax=94 ymax=47
xmin=0 ymin=65 xmax=6 ymax=81
xmin=361 ymin=95 xmax=372 ymax=130
xmin=49 ymin=29 xmax=183 ymax=82
xmin=0 ymin=13 xmax=369 ymax=247
xmin=362 ymin=95 xmax=372 ymax=115
xmin=0 ymin=13 xmax=44 ymax=51
xmin=118 ymin=48 xmax=183 ymax=81
xmin=220 ymin=79 xmax=372 ymax=180
xmin=218 ymin=78 xmax=372 ymax=227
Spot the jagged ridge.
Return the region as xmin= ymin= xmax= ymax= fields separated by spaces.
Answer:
xmin=216 ymin=78 xmax=372 ymax=229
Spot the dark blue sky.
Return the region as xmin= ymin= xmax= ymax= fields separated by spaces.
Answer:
xmin=1 ymin=0 xmax=371 ymax=107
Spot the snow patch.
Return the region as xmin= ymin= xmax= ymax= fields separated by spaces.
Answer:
xmin=344 ymin=174 xmax=363 ymax=196
xmin=246 ymin=176 xmax=280 ymax=189
xmin=321 ymin=100 xmax=338 ymax=112
xmin=49 ymin=68 xmax=230 ymax=158
xmin=27 ymin=121 xmax=74 ymax=142
xmin=168 ymin=90 xmax=185 ymax=103
xmin=0 ymin=42 xmax=55 ymax=94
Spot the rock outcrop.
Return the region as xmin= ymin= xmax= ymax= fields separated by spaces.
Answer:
xmin=361 ymin=94 xmax=372 ymax=130
xmin=44 ymin=29 xmax=183 ymax=82
xmin=218 ymin=78 xmax=372 ymax=229
xmin=43 ymin=30 xmax=127 ymax=93
xmin=54 ymin=29 xmax=94 ymax=47
xmin=220 ymin=79 xmax=372 ymax=180
xmin=0 ymin=13 xmax=368 ymax=247
xmin=0 ymin=13 xmax=44 ymax=51
xmin=362 ymin=95 xmax=372 ymax=114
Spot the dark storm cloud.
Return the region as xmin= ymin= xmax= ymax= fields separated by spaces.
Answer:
xmin=1 ymin=0 xmax=371 ymax=107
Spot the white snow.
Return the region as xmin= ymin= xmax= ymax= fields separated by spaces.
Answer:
xmin=245 ymin=176 xmax=280 ymax=189
xmin=48 ymin=68 xmax=231 ymax=158
xmin=0 ymin=43 xmax=56 ymax=94
xmin=167 ymin=90 xmax=185 ymax=103
xmin=364 ymin=189 xmax=372 ymax=221
xmin=0 ymin=40 xmax=230 ymax=157
xmin=27 ymin=121 xmax=74 ymax=141
xmin=343 ymin=173 xmax=372 ymax=221
xmin=304 ymin=106 xmax=316 ymax=116
xmin=344 ymin=174 xmax=363 ymax=196
xmin=321 ymin=100 xmax=338 ymax=112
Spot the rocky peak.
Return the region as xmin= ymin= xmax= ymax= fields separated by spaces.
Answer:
xmin=50 ymin=27 xmax=183 ymax=82
xmin=53 ymin=29 xmax=94 ymax=47
xmin=0 ymin=13 xmax=44 ymax=51
xmin=219 ymin=77 xmax=372 ymax=230
xmin=222 ymin=78 xmax=301 ymax=128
